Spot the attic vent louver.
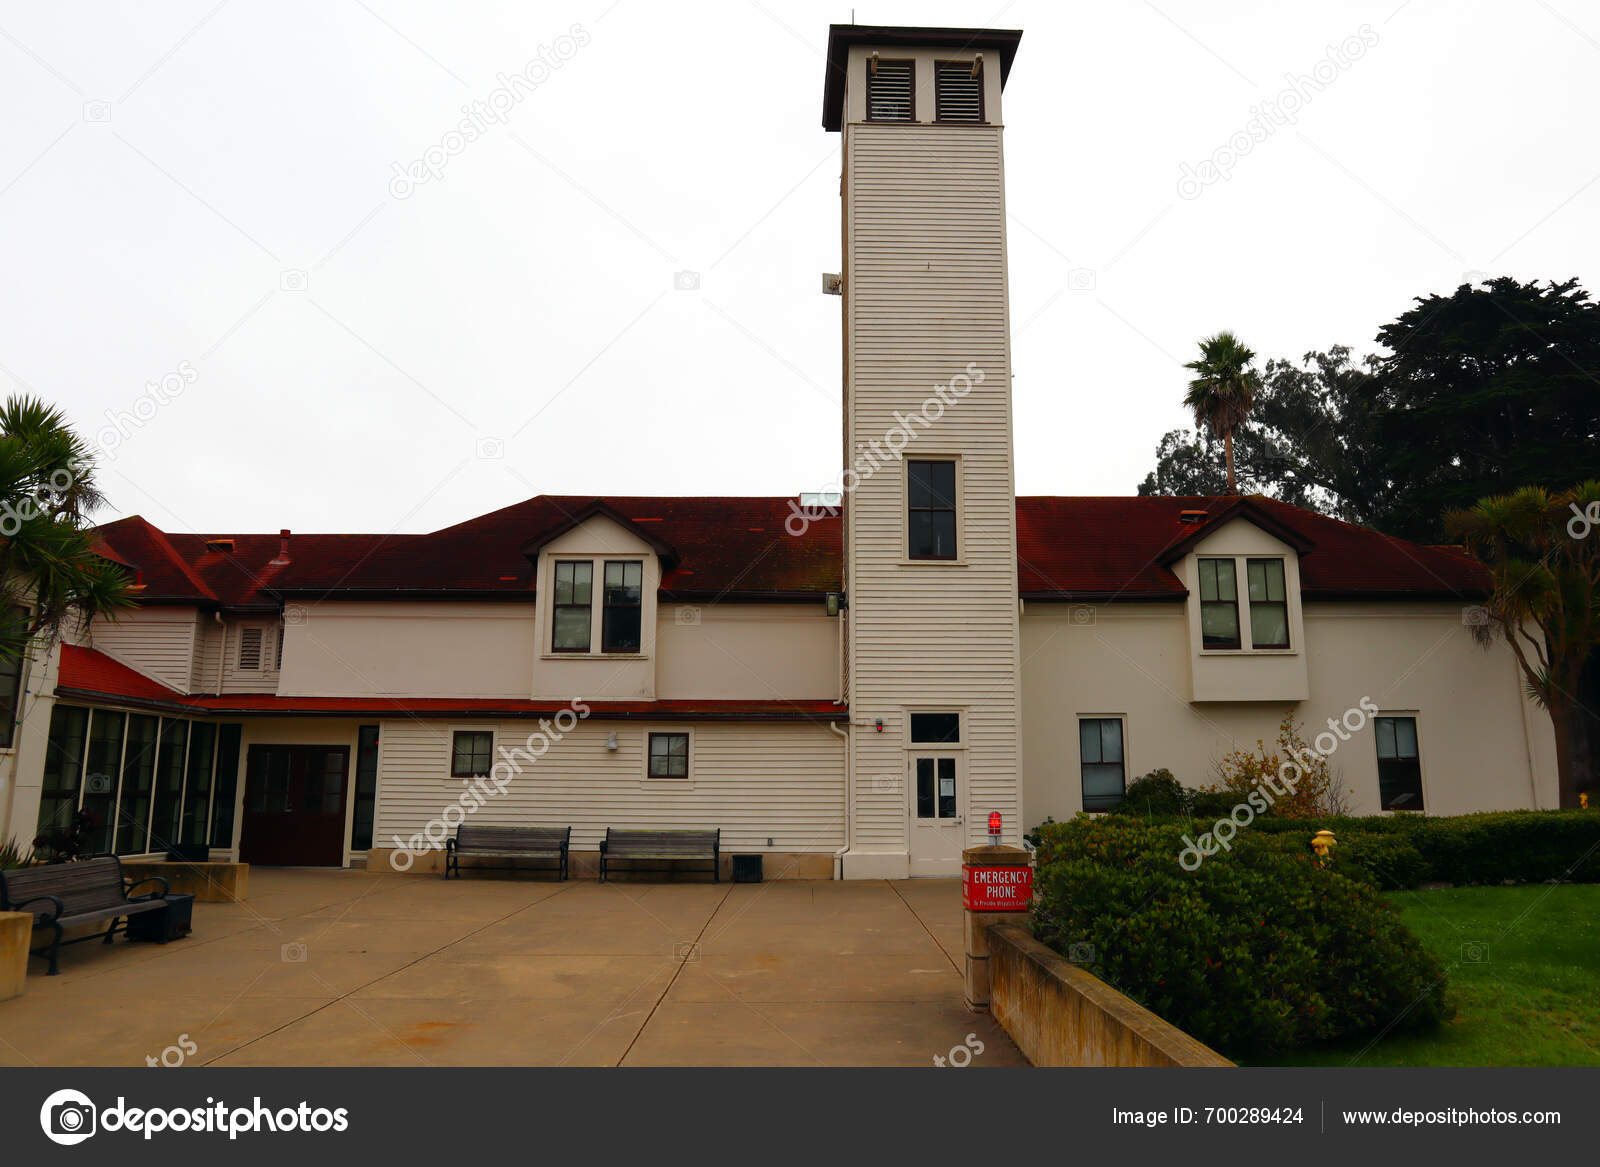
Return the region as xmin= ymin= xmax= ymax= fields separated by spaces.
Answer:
xmin=205 ymin=538 xmax=234 ymax=552
xmin=1179 ymin=509 xmax=1208 ymax=525
xmin=866 ymin=59 xmax=914 ymax=121
xmin=935 ymin=59 xmax=983 ymax=123
xmin=238 ymin=626 xmax=263 ymax=670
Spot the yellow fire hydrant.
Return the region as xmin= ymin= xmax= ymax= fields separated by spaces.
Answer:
xmin=1311 ymin=829 xmax=1337 ymax=868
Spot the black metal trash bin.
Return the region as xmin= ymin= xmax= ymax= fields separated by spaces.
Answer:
xmin=127 ymin=894 xmax=195 ymax=944
xmin=732 ymin=854 xmax=763 ymax=883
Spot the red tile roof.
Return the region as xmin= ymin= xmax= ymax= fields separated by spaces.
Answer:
xmin=1016 ymin=496 xmax=1487 ymax=600
xmin=56 ymin=646 xmax=845 ymax=721
xmin=91 ymin=492 xmax=1486 ymax=610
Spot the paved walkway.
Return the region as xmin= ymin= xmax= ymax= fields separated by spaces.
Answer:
xmin=0 ymin=870 xmax=1026 ymax=1067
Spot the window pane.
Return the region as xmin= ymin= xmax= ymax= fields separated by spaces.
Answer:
xmin=1198 ymin=558 xmax=1217 ymax=602
xmin=910 ymin=712 xmax=960 ymax=743
xmin=649 ymin=733 xmax=689 ymax=778
xmin=1079 ymin=719 xmax=1100 ymax=764
xmin=351 ymin=725 xmax=379 ymax=851
xmin=603 ymin=605 xmax=642 ymax=653
xmin=180 ymin=722 xmax=216 ymax=847
xmin=1098 ymin=719 xmax=1123 ymax=764
xmin=937 ymin=757 xmax=957 ymax=818
xmin=928 ymin=511 xmax=957 ymax=559
xmin=1247 ymin=560 xmax=1266 ymax=602
xmin=908 ymin=510 xmax=933 ymax=558
xmin=80 ymin=710 xmax=124 ymax=853
xmin=915 ymin=757 xmax=934 ymax=818
xmin=149 ymin=718 xmax=188 ymax=854
xmin=1250 ymin=603 xmax=1288 ymax=649
xmin=1201 ymin=603 xmax=1240 ymax=647
xmin=1394 ymin=717 xmax=1418 ymax=759
xmin=209 ymin=725 xmax=241 ymax=848
xmin=1376 ymin=717 xmax=1397 ymax=760
xmin=926 ymin=461 xmax=956 ymax=506
xmin=604 ymin=561 xmax=642 ymax=604
xmin=1214 ymin=558 xmax=1235 ymax=596
xmin=553 ymin=606 xmax=590 ymax=651
xmin=115 ymin=714 xmax=159 ymax=854
xmin=36 ymin=705 xmax=90 ymax=839
xmin=1082 ymin=763 xmax=1126 ymax=810
xmin=554 ymin=562 xmax=574 ymax=605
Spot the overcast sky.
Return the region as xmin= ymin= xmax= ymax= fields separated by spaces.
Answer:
xmin=1 ymin=0 xmax=1595 ymax=535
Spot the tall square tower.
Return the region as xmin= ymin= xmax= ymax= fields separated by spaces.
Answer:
xmin=823 ymin=25 xmax=1025 ymax=877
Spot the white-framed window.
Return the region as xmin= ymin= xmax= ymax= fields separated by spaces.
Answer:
xmin=1197 ymin=555 xmax=1292 ymax=652
xmin=906 ymin=457 xmax=960 ymax=561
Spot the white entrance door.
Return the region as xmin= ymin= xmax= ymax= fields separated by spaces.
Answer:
xmin=908 ymin=753 xmax=963 ymax=876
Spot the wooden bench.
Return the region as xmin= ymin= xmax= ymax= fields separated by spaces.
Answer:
xmin=599 ymin=828 xmax=720 ymax=883
xmin=0 ymin=856 xmax=170 ymax=975
xmin=445 ymin=825 xmax=570 ymax=881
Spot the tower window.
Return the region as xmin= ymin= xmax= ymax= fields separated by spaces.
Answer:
xmin=934 ymin=59 xmax=984 ymax=123
xmin=865 ymin=58 xmax=914 ymax=121
xmin=907 ymin=460 xmax=958 ymax=560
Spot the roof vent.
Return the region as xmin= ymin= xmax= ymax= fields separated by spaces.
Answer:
xmin=1178 ymin=509 xmax=1208 ymax=524
xmin=269 ymin=528 xmax=291 ymax=566
xmin=204 ymin=538 xmax=234 ymax=552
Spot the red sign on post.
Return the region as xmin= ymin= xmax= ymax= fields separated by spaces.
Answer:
xmin=962 ymin=864 xmax=1034 ymax=911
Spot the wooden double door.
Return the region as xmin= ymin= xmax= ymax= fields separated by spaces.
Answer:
xmin=239 ymin=745 xmax=350 ymax=866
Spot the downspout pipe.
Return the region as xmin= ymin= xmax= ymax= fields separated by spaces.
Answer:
xmin=829 ymin=719 xmax=851 ymax=881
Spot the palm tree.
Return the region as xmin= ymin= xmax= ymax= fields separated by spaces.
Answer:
xmin=0 ymin=396 xmax=135 ymax=662
xmin=1182 ymin=331 xmax=1260 ymax=494
xmin=1447 ymin=481 xmax=1600 ymax=808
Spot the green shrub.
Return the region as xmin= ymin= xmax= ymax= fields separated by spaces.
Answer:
xmin=0 ymin=837 xmax=33 ymax=870
xmin=1240 ymin=811 xmax=1600 ymax=886
xmin=1109 ymin=769 xmax=1190 ymax=817
xmin=1031 ymin=816 xmax=1452 ymax=1055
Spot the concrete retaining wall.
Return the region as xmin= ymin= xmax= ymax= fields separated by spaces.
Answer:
xmin=988 ymin=924 xmax=1232 ymax=1067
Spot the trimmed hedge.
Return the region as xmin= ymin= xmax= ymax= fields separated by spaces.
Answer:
xmin=1095 ymin=806 xmax=1600 ymax=889
xmin=1243 ymin=811 xmax=1600 ymax=887
xmin=1032 ymin=816 xmax=1452 ymax=1055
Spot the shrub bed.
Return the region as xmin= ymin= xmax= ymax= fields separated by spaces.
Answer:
xmin=1032 ymin=816 xmax=1452 ymax=1055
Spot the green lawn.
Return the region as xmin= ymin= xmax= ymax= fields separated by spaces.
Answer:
xmin=1275 ymin=884 xmax=1600 ymax=1066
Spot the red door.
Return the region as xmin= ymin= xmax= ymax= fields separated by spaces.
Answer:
xmin=240 ymin=746 xmax=349 ymax=866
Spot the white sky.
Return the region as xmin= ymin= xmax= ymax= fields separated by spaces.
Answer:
xmin=1 ymin=0 xmax=1595 ymax=535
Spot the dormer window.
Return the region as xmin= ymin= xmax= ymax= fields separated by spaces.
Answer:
xmin=602 ymin=561 xmax=644 ymax=653
xmin=1247 ymin=559 xmax=1290 ymax=649
xmin=1197 ymin=558 xmax=1240 ymax=650
xmin=866 ymin=57 xmax=914 ymax=121
xmin=552 ymin=561 xmax=593 ymax=652
xmin=934 ymin=59 xmax=983 ymax=123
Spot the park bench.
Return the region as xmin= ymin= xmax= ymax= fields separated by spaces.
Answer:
xmin=444 ymin=825 xmax=571 ymax=880
xmin=599 ymin=828 xmax=720 ymax=882
xmin=0 ymin=855 xmax=170 ymax=975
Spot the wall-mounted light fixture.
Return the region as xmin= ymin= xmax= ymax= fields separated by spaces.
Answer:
xmin=825 ymin=591 xmax=848 ymax=617
xmin=606 ymin=733 xmax=618 ymax=751
xmin=971 ymin=53 xmax=983 ymax=79
xmin=868 ymin=51 xmax=879 ymax=75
